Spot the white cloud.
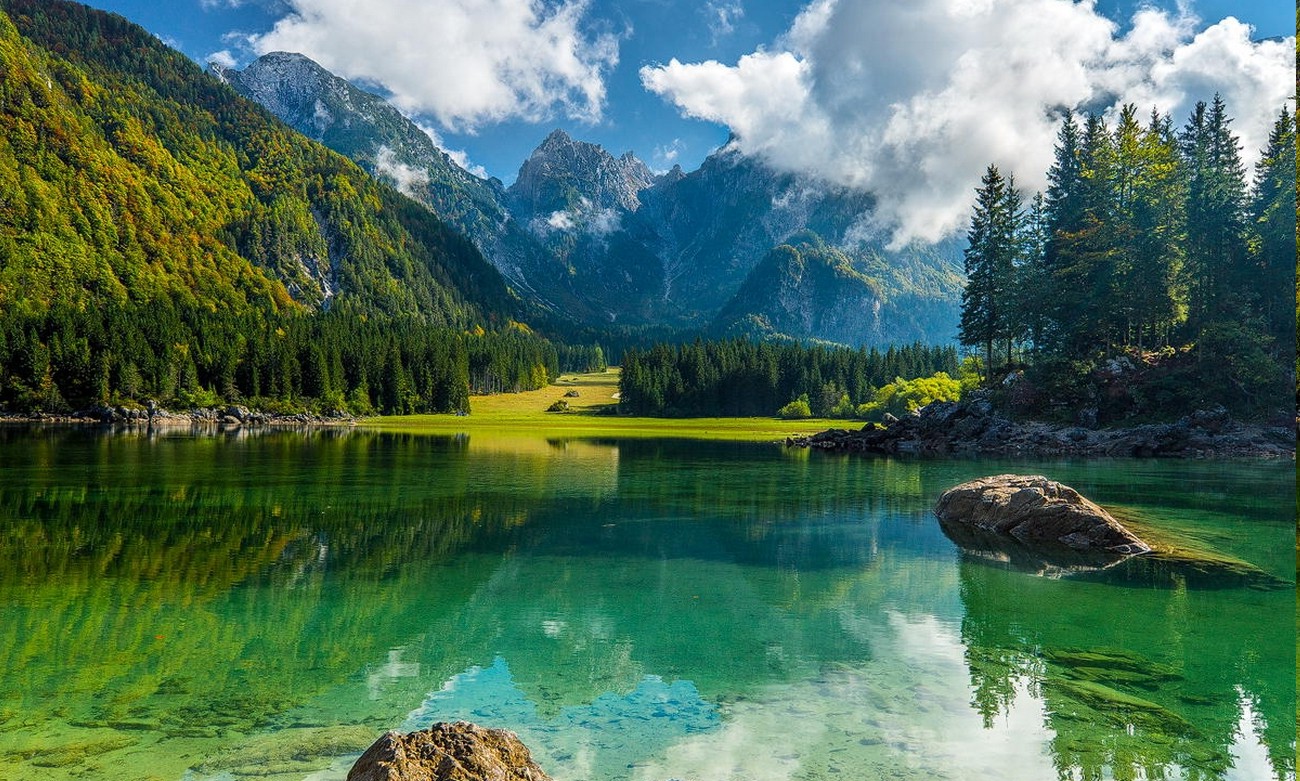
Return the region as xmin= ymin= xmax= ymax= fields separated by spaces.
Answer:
xmin=704 ymin=0 xmax=745 ymax=43
xmin=653 ymin=137 xmax=684 ymax=167
xmin=641 ymin=0 xmax=1295 ymax=246
xmin=374 ymin=146 xmax=430 ymax=197
xmin=207 ymin=49 xmax=239 ymax=69
xmin=538 ymin=198 xmax=622 ymax=236
xmin=248 ymin=0 xmax=620 ymax=130
xmin=415 ymin=122 xmax=491 ymax=180
xmin=547 ymin=210 xmax=577 ymax=231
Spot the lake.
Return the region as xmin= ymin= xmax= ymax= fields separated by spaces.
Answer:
xmin=0 ymin=426 xmax=1292 ymax=780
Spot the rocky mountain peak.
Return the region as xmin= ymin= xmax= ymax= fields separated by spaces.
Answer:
xmin=508 ymin=130 xmax=655 ymax=221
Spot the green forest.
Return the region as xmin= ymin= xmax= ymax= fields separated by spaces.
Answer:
xmin=619 ymin=340 xmax=960 ymax=417
xmin=960 ymin=98 xmax=1296 ymax=420
xmin=0 ymin=0 xmax=569 ymax=413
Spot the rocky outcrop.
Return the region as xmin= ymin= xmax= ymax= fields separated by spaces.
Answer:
xmin=2 ymin=403 xmax=354 ymax=427
xmin=786 ymin=401 xmax=1294 ymax=458
xmin=934 ymin=475 xmax=1151 ymax=556
xmin=933 ymin=474 xmax=1292 ymax=590
xmin=347 ymin=722 xmax=551 ymax=781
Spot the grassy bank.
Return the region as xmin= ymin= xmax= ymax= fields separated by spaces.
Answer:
xmin=366 ymin=369 xmax=843 ymax=442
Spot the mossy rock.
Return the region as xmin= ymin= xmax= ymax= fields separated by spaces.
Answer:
xmin=1081 ymin=511 xmax=1293 ymax=591
xmin=1046 ymin=678 xmax=1196 ymax=736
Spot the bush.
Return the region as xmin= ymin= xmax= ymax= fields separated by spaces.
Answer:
xmin=855 ymin=372 xmax=961 ymax=422
xmin=830 ymin=393 xmax=857 ymax=419
xmin=777 ymin=394 xmax=813 ymax=419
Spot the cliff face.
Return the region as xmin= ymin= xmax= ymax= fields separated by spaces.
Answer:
xmin=507 ymin=129 xmax=656 ymax=226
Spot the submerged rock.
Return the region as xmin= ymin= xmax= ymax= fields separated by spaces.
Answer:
xmin=934 ymin=474 xmax=1152 ymax=559
xmin=347 ymin=722 xmax=551 ymax=781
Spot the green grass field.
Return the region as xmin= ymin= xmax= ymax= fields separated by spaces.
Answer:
xmin=366 ymin=369 xmax=846 ymax=442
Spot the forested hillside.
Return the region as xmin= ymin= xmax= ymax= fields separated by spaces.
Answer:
xmin=959 ymin=99 xmax=1295 ymax=419
xmin=0 ymin=0 xmax=555 ymax=413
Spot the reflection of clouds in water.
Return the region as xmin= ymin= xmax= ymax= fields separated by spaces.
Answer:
xmin=1227 ymin=687 xmax=1287 ymax=781
xmin=401 ymin=657 xmax=720 ymax=780
xmin=635 ymin=612 xmax=1056 ymax=781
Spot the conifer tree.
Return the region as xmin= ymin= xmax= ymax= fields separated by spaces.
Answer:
xmin=1249 ymin=108 xmax=1296 ymax=358
xmin=959 ymin=165 xmax=1019 ymax=377
xmin=1180 ymin=95 xmax=1250 ymax=331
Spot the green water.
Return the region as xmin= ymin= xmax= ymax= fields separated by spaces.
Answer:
xmin=0 ymin=426 xmax=1292 ymax=781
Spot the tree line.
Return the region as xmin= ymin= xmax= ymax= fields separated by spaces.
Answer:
xmin=960 ymin=97 xmax=1295 ymax=417
xmin=619 ymin=339 xmax=959 ymax=417
xmin=0 ymin=301 xmax=561 ymax=415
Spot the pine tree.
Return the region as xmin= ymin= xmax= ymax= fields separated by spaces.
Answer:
xmin=1249 ymin=108 xmax=1296 ymax=359
xmin=960 ymin=165 xmax=1020 ymax=378
xmin=1180 ymin=95 xmax=1250 ymax=331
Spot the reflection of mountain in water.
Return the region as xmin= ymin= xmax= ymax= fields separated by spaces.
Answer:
xmin=956 ymin=558 xmax=1295 ymax=780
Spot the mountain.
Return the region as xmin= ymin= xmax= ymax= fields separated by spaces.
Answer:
xmin=214 ymin=51 xmax=548 ymax=302
xmin=0 ymin=0 xmax=514 ymax=324
xmin=521 ymin=142 xmax=964 ymax=342
xmin=713 ymin=233 xmax=963 ymax=347
xmin=223 ymin=53 xmax=963 ymax=345
xmin=507 ymin=129 xmax=656 ymax=228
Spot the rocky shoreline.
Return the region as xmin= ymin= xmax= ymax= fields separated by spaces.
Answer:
xmin=786 ymin=400 xmax=1294 ymax=458
xmin=0 ymin=402 xmax=356 ymax=428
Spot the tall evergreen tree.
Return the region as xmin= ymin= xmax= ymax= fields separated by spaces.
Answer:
xmin=960 ymin=165 xmax=1020 ymax=376
xmin=1180 ymin=95 xmax=1250 ymax=331
xmin=1249 ymin=108 xmax=1296 ymax=359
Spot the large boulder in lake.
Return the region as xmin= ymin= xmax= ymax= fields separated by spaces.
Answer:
xmin=347 ymin=722 xmax=552 ymax=781
xmin=934 ymin=475 xmax=1151 ymax=572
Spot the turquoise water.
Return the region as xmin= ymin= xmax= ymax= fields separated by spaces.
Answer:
xmin=0 ymin=426 xmax=1292 ymax=780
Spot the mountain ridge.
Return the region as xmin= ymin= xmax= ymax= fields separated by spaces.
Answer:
xmin=218 ymin=50 xmax=964 ymax=346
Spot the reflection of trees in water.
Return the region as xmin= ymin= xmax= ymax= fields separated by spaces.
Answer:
xmin=956 ymin=559 xmax=1295 ymax=780
xmin=0 ymin=429 xmax=894 ymax=761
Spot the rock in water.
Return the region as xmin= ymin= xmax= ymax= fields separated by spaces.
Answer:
xmin=934 ymin=474 xmax=1151 ymax=557
xmin=347 ymin=722 xmax=552 ymax=781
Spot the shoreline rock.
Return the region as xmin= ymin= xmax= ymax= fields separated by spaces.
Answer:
xmin=348 ymin=722 xmax=551 ymax=781
xmin=0 ymin=403 xmax=357 ymax=428
xmin=786 ymin=401 xmax=1294 ymax=458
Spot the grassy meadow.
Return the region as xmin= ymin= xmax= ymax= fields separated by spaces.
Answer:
xmin=366 ymin=369 xmax=844 ymax=442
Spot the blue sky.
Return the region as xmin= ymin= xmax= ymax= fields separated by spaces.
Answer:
xmin=80 ymin=0 xmax=1293 ymax=242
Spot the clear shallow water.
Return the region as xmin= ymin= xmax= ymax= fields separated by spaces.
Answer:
xmin=0 ymin=426 xmax=1292 ymax=781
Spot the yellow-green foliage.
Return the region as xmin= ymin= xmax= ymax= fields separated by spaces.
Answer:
xmin=0 ymin=0 xmax=511 ymax=322
xmin=777 ymin=394 xmax=813 ymax=419
xmin=854 ymin=371 xmax=961 ymax=422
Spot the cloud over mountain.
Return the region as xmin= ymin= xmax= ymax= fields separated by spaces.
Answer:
xmin=249 ymin=0 xmax=620 ymax=130
xmin=641 ymin=0 xmax=1295 ymax=245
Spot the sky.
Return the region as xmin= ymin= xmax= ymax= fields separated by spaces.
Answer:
xmin=82 ymin=0 xmax=1294 ymax=244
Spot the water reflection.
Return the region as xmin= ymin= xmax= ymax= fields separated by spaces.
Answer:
xmin=957 ymin=557 xmax=1294 ymax=780
xmin=0 ymin=428 xmax=1291 ymax=780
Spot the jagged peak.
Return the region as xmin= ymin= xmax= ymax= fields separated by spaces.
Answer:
xmin=538 ymin=128 xmax=573 ymax=148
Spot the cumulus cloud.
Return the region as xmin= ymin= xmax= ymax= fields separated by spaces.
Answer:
xmin=249 ymin=0 xmax=620 ymax=130
xmin=641 ymin=0 xmax=1295 ymax=245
